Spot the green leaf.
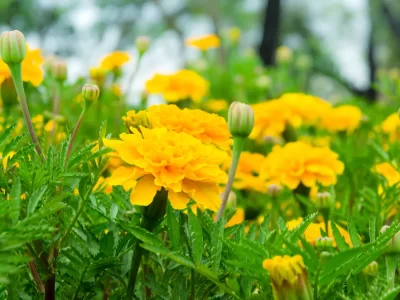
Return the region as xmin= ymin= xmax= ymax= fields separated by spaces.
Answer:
xmin=166 ymin=203 xmax=180 ymax=251
xmin=187 ymin=207 xmax=203 ymax=264
xmin=369 ymin=216 xmax=376 ymax=242
xmin=331 ymin=221 xmax=349 ymax=251
xmin=98 ymin=120 xmax=107 ymax=148
xmin=9 ymin=177 xmax=21 ymax=225
xmin=110 ymin=204 xmax=118 ymax=220
xmin=128 ymin=227 xmax=165 ymax=249
xmin=278 ymin=217 xmax=286 ymax=232
xmin=347 ymin=217 xmax=361 ymax=247
xmin=211 ymin=218 xmax=224 ymax=272
xmin=258 ymin=214 xmax=270 ymax=244
xmin=0 ymin=123 xmax=16 ymax=148
xmin=381 ymin=286 xmax=400 ymax=300
xmin=27 ymin=186 xmax=47 ymax=216
xmin=3 ymin=133 xmax=27 ymax=157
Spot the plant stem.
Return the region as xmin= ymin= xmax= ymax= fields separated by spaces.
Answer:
xmin=50 ymin=82 xmax=61 ymax=143
xmin=386 ymin=255 xmax=398 ymax=289
xmin=65 ymin=109 xmax=86 ymax=166
xmin=8 ymin=63 xmax=44 ymax=161
xmin=216 ymin=137 xmax=245 ymax=221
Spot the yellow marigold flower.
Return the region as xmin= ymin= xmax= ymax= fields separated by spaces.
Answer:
xmin=32 ymin=114 xmax=44 ymax=136
xmin=185 ymin=34 xmax=221 ymax=50
xmin=203 ymin=99 xmax=228 ymax=113
xmin=103 ymin=127 xmax=227 ymax=211
xmin=0 ymin=45 xmax=44 ymax=86
xmin=225 ymin=208 xmax=245 ymax=228
xmin=319 ymin=105 xmax=362 ymax=133
xmin=1 ymin=151 xmax=17 ymax=170
xmin=280 ymin=93 xmax=332 ymax=127
xmin=145 ymin=70 xmax=209 ymax=103
xmin=380 ymin=113 xmax=400 ymax=143
xmin=263 ymin=255 xmax=312 ymax=300
xmin=375 ymin=162 xmax=400 ymax=187
xmin=286 ymin=217 xmax=353 ymax=247
xmin=111 ymin=84 xmax=122 ymax=97
xmin=233 ymin=151 xmax=268 ymax=193
xmin=298 ymin=135 xmax=331 ymax=147
xmin=100 ymin=51 xmax=130 ymax=71
xmin=93 ymin=176 xmax=113 ymax=194
xmin=260 ymin=141 xmax=344 ymax=189
xmin=124 ymin=105 xmax=231 ymax=150
xmin=89 ymin=67 xmax=106 ymax=85
xmin=276 ymin=45 xmax=293 ymax=63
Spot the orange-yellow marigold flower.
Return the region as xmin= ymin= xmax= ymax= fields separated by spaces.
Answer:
xmin=185 ymin=34 xmax=221 ymax=50
xmin=225 ymin=208 xmax=245 ymax=228
xmin=233 ymin=151 xmax=268 ymax=192
xmin=100 ymin=51 xmax=130 ymax=71
xmin=203 ymin=99 xmax=229 ymax=113
xmin=145 ymin=70 xmax=209 ymax=103
xmin=319 ymin=105 xmax=362 ymax=133
xmin=103 ymin=127 xmax=227 ymax=211
xmin=260 ymin=141 xmax=344 ymax=189
xmin=380 ymin=113 xmax=400 ymax=143
xmin=0 ymin=45 xmax=44 ymax=86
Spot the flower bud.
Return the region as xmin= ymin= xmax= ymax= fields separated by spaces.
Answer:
xmin=0 ymin=77 xmax=18 ymax=107
xmin=362 ymin=261 xmax=378 ymax=277
xmin=220 ymin=191 xmax=237 ymax=210
xmin=228 ymin=102 xmax=254 ymax=138
xmin=316 ymin=192 xmax=332 ymax=210
xmin=135 ymin=36 xmax=151 ymax=55
xmin=122 ymin=110 xmax=151 ymax=133
xmin=380 ymin=225 xmax=400 ymax=254
xmin=82 ymin=84 xmax=100 ymax=103
xmin=263 ymin=255 xmax=312 ymax=300
xmin=267 ymin=183 xmax=282 ymax=198
xmin=0 ymin=30 xmax=26 ymax=65
xmin=51 ymin=61 xmax=68 ymax=82
xmin=315 ymin=236 xmax=333 ymax=250
xmin=319 ymin=251 xmax=333 ymax=264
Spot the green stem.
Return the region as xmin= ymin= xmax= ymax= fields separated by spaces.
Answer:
xmin=216 ymin=137 xmax=245 ymax=221
xmin=8 ymin=63 xmax=44 ymax=161
xmin=50 ymin=82 xmax=61 ymax=144
xmin=386 ymin=255 xmax=398 ymax=289
xmin=65 ymin=108 xmax=86 ymax=166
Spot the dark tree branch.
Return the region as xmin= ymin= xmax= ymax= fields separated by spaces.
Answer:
xmin=259 ymin=0 xmax=281 ymax=66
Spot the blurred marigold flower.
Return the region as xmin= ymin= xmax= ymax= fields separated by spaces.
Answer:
xmin=124 ymin=104 xmax=231 ymax=150
xmin=0 ymin=45 xmax=44 ymax=86
xmin=225 ymin=207 xmax=245 ymax=228
xmin=103 ymin=127 xmax=227 ymax=211
xmin=380 ymin=113 xmax=400 ymax=143
xmin=319 ymin=105 xmax=362 ymax=133
xmin=203 ymin=99 xmax=228 ymax=113
xmin=145 ymin=70 xmax=209 ymax=103
xmin=260 ymin=141 xmax=344 ymax=189
xmin=286 ymin=217 xmax=353 ymax=247
xmin=263 ymin=255 xmax=312 ymax=300
xmin=185 ymin=34 xmax=220 ymax=50
xmin=100 ymin=51 xmax=130 ymax=71
xmin=276 ymin=45 xmax=293 ymax=63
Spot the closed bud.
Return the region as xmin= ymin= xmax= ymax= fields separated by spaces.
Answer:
xmin=0 ymin=30 xmax=26 ymax=65
xmin=267 ymin=184 xmax=282 ymax=198
xmin=316 ymin=192 xmax=332 ymax=210
xmin=315 ymin=237 xmax=333 ymax=250
xmin=0 ymin=77 xmax=18 ymax=107
xmin=135 ymin=36 xmax=151 ymax=55
xmin=362 ymin=261 xmax=378 ymax=277
xmin=52 ymin=61 xmax=68 ymax=82
xmin=228 ymin=102 xmax=254 ymax=138
xmin=319 ymin=251 xmax=333 ymax=264
xmin=82 ymin=84 xmax=100 ymax=103
xmin=379 ymin=225 xmax=400 ymax=254
xmin=122 ymin=110 xmax=151 ymax=133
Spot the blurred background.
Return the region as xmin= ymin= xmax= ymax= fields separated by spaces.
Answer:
xmin=1 ymin=0 xmax=400 ymax=104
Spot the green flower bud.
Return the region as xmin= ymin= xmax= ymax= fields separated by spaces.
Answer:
xmin=362 ymin=261 xmax=378 ymax=277
xmin=316 ymin=192 xmax=332 ymax=210
xmin=319 ymin=251 xmax=333 ymax=264
xmin=82 ymin=84 xmax=100 ymax=103
xmin=228 ymin=101 xmax=254 ymax=138
xmin=0 ymin=77 xmax=18 ymax=107
xmin=52 ymin=61 xmax=68 ymax=82
xmin=380 ymin=225 xmax=400 ymax=254
xmin=0 ymin=30 xmax=26 ymax=65
xmin=135 ymin=36 xmax=151 ymax=55
xmin=267 ymin=183 xmax=282 ymax=198
xmin=315 ymin=236 xmax=333 ymax=250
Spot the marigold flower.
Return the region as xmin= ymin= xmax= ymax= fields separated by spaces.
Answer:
xmin=103 ymin=127 xmax=227 ymax=211
xmin=185 ymin=34 xmax=221 ymax=50
xmin=260 ymin=141 xmax=344 ymax=189
xmin=319 ymin=105 xmax=362 ymax=133
xmin=0 ymin=45 xmax=44 ymax=86
xmin=286 ymin=217 xmax=353 ymax=247
xmin=263 ymin=255 xmax=312 ymax=300
xmin=375 ymin=162 xmax=400 ymax=188
xmin=225 ymin=208 xmax=245 ymax=228
xmin=233 ymin=151 xmax=268 ymax=193
xmin=100 ymin=51 xmax=130 ymax=71
xmin=380 ymin=113 xmax=400 ymax=143
xmin=124 ymin=104 xmax=231 ymax=150
xmin=145 ymin=70 xmax=209 ymax=103
xmin=203 ymin=99 xmax=228 ymax=112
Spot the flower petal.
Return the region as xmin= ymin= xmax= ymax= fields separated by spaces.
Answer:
xmin=130 ymin=174 xmax=161 ymax=206
xmin=168 ymin=191 xmax=190 ymax=210
xmin=182 ymin=180 xmax=221 ymax=211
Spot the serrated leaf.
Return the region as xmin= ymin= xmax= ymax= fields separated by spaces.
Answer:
xmin=128 ymin=227 xmax=165 ymax=249
xmin=211 ymin=218 xmax=224 ymax=272
xmin=27 ymin=186 xmax=47 ymax=216
xmin=110 ymin=203 xmax=118 ymax=220
xmin=331 ymin=221 xmax=349 ymax=251
xmin=98 ymin=120 xmax=107 ymax=148
xmin=3 ymin=133 xmax=27 ymax=157
xmin=278 ymin=217 xmax=286 ymax=232
xmin=9 ymin=177 xmax=21 ymax=225
xmin=166 ymin=203 xmax=180 ymax=251
xmin=347 ymin=217 xmax=361 ymax=247
xmin=369 ymin=216 xmax=376 ymax=242
xmin=187 ymin=208 xmax=203 ymax=264
xmin=0 ymin=123 xmax=16 ymax=148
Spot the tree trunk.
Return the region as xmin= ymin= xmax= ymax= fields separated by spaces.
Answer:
xmin=259 ymin=0 xmax=281 ymax=66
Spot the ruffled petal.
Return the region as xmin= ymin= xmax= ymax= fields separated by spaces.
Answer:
xmin=130 ymin=174 xmax=161 ymax=206
xmin=168 ymin=191 xmax=190 ymax=210
xmin=182 ymin=180 xmax=221 ymax=211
